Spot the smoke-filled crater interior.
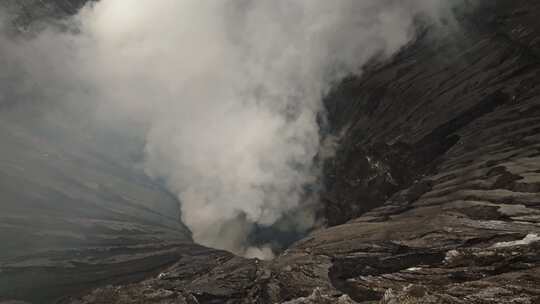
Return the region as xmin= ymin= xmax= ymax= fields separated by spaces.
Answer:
xmin=0 ymin=0 xmax=455 ymax=260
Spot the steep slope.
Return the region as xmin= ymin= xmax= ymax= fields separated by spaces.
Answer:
xmin=69 ymin=1 xmax=540 ymax=303
xmin=0 ymin=110 xmax=196 ymax=303
xmin=0 ymin=1 xmax=203 ymax=303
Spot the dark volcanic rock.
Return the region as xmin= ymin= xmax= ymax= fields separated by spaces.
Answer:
xmin=1 ymin=0 xmax=90 ymax=25
xmin=291 ymin=0 xmax=540 ymax=301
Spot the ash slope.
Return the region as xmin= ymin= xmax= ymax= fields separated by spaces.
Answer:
xmin=0 ymin=1 xmax=205 ymax=303
xmin=71 ymin=1 xmax=540 ymax=303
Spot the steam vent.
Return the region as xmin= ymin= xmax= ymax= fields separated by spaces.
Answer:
xmin=1 ymin=1 xmax=540 ymax=303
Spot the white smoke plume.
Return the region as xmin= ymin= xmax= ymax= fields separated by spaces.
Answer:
xmin=0 ymin=0 xmax=454 ymax=258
